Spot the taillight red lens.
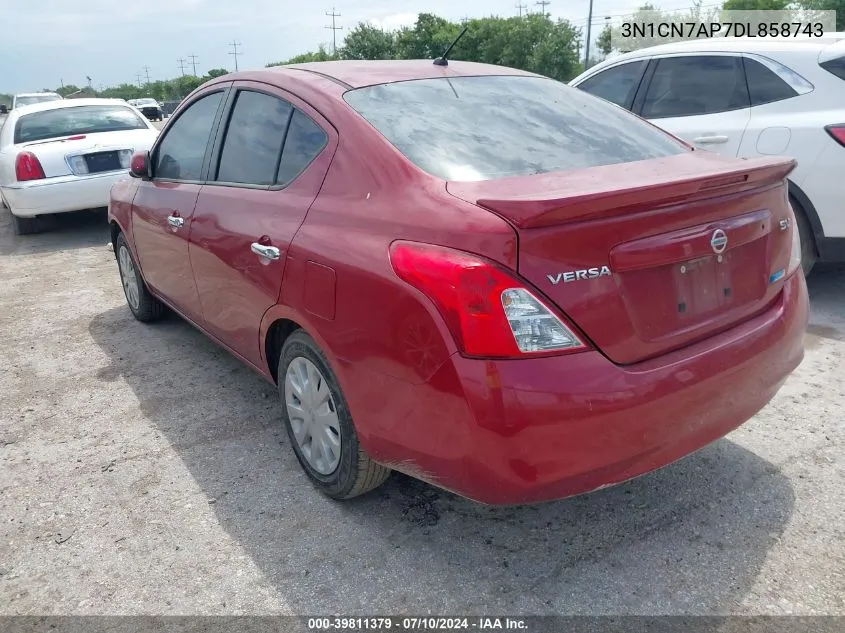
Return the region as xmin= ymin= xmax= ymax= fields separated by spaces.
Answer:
xmin=825 ymin=124 xmax=845 ymax=147
xmin=15 ymin=151 xmax=46 ymax=182
xmin=389 ymin=241 xmax=589 ymax=359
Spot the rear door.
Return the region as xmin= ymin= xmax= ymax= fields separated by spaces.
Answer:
xmin=131 ymin=87 xmax=229 ymax=325
xmin=188 ymin=82 xmax=337 ymax=367
xmin=634 ymin=54 xmax=751 ymax=157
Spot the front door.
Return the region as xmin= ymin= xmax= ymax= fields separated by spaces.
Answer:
xmin=188 ymin=83 xmax=337 ymax=367
xmin=636 ymin=55 xmax=751 ymax=158
xmin=132 ymin=89 xmax=228 ymax=325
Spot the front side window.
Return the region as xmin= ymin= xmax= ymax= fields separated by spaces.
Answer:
xmin=154 ymin=91 xmax=223 ymax=181
xmin=216 ymin=90 xmax=292 ymax=186
xmin=343 ymin=75 xmax=686 ymax=182
xmin=641 ymin=56 xmax=749 ymax=119
xmin=14 ymin=105 xmax=148 ymax=144
xmin=576 ymin=60 xmax=647 ymax=109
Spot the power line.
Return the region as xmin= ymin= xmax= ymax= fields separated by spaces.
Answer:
xmin=188 ymin=54 xmax=199 ymax=76
xmin=177 ymin=58 xmax=187 ymax=76
xmin=535 ymin=0 xmax=550 ymax=15
xmin=229 ymin=40 xmax=243 ymax=72
xmin=515 ymin=3 xmax=528 ymax=17
xmin=325 ymin=7 xmax=343 ymax=56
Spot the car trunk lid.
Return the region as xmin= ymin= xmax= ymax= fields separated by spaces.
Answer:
xmin=447 ymin=151 xmax=797 ymax=365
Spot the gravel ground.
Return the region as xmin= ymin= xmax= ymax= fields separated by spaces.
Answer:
xmin=0 ymin=206 xmax=842 ymax=616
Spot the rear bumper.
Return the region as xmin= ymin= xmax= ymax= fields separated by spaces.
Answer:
xmin=1 ymin=171 xmax=130 ymax=217
xmin=351 ymin=272 xmax=809 ymax=505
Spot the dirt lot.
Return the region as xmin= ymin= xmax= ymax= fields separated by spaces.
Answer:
xmin=0 ymin=206 xmax=843 ymax=616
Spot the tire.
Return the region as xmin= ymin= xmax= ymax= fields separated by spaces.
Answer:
xmin=115 ymin=233 xmax=165 ymax=322
xmin=279 ymin=330 xmax=391 ymax=500
xmin=11 ymin=213 xmax=39 ymax=235
xmin=790 ymin=197 xmax=817 ymax=277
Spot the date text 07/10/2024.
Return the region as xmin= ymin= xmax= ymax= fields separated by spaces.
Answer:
xmin=307 ymin=617 xmax=528 ymax=631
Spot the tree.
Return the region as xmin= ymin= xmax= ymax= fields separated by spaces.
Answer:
xmin=266 ymin=45 xmax=337 ymax=66
xmin=596 ymin=23 xmax=613 ymax=57
xmin=56 ymin=85 xmax=82 ymax=98
xmin=206 ymin=68 xmax=229 ymax=78
xmin=795 ymin=0 xmax=845 ymax=29
xmin=340 ymin=22 xmax=396 ymax=59
xmin=722 ymin=0 xmax=791 ymax=8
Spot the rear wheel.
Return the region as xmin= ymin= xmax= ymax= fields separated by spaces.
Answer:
xmin=115 ymin=233 xmax=165 ymax=322
xmin=11 ymin=213 xmax=39 ymax=236
xmin=790 ymin=197 xmax=817 ymax=277
xmin=279 ymin=330 xmax=391 ymax=500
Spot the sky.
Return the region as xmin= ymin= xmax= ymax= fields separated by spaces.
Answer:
xmin=0 ymin=0 xmax=708 ymax=94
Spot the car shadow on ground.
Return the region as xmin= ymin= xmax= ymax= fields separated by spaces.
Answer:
xmin=0 ymin=207 xmax=110 ymax=256
xmin=89 ymin=302 xmax=798 ymax=614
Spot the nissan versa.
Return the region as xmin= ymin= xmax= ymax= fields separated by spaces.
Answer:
xmin=107 ymin=60 xmax=809 ymax=506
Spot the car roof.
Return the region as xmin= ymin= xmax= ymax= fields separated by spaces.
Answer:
xmin=15 ymin=92 xmax=61 ymax=98
xmin=11 ymin=98 xmax=134 ymax=116
xmin=234 ymin=59 xmax=539 ymax=89
xmin=608 ymin=32 xmax=845 ymax=60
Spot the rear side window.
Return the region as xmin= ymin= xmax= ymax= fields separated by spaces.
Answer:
xmin=743 ymin=58 xmax=799 ymax=106
xmin=820 ymin=57 xmax=845 ymax=81
xmin=14 ymin=105 xmax=148 ymax=144
xmin=641 ymin=56 xmax=749 ymax=119
xmin=217 ymin=90 xmax=293 ymax=186
xmin=343 ymin=75 xmax=686 ymax=182
xmin=276 ymin=110 xmax=328 ymax=186
xmin=576 ymin=60 xmax=647 ymax=109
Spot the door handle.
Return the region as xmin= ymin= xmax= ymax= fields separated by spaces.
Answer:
xmin=167 ymin=215 xmax=184 ymax=228
xmin=251 ymin=243 xmax=281 ymax=260
xmin=693 ymin=135 xmax=729 ymax=145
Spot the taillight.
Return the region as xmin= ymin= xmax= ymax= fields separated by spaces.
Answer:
xmin=15 ymin=151 xmax=46 ymax=182
xmin=825 ymin=124 xmax=845 ymax=147
xmin=389 ymin=241 xmax=589 ymax=359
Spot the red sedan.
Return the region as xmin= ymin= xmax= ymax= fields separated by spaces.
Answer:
xmin=108 ymin=60 xmax=808 ymax=505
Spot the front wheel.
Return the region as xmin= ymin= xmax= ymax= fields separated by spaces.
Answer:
xmin=115 ymin=233 xmax=165 ymax=322
xmin=279 ymin=330 xmax=391 ymax=500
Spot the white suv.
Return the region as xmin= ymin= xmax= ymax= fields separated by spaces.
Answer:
xmin=11 ymin=92 xmax=63 ymax=110
xmin=570 ymin=35 xmax=845 ymax=275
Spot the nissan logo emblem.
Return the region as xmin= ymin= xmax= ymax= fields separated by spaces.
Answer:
xmin=710 ymin=229 xmax=728 ymax=254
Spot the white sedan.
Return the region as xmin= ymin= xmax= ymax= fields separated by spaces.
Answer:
xmin=0 ymin=98 xmax=159 ymax=235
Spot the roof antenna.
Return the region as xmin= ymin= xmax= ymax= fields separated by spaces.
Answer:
xmin=433 ymin=25 xmax=468 ymax=66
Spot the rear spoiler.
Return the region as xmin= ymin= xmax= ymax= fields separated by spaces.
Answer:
xmin=448 ymin=153 xmax=796 ymax=230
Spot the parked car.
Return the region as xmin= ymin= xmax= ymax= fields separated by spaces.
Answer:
xmin=570 ymin=34 xmax=845 ymax=276
xmin=0 ymin=104 xmax=8 ymax=115
xmin=128 ymin=98 xmax=164 ymax=121
xmin=12 ymin=92 xmax=63 ymax=109
xmin=108 ymin=60 xmax=808 ymax=506
xmin=0 ymin=98 xmax=159 ymax=234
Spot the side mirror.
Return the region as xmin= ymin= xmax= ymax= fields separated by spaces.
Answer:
xmin=0 ymin=105 xmax=7 ymax=114
xmin=129 ymin=150 xmax=151 ymax=179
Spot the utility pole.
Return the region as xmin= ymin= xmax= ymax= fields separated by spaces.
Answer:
xmin=178 ymin=58 xmax=187 ymax=76
xmin=136 ymin=73 xmax=143 ymax=88
xmin=535 ymin=0 xmax=550 ymax=15
xmin=60 ymin=78 xmax=64 ymax=88
xmin=584 ymin=0 xmax=594 ymax=70
xmin=325 ymin=8 xmax=343 ymax=56
xmin=460 ymin=15 xmax=470 ymax=24
xmin=515 ymin=3 xmax=528 ymax=16
xmin=229 ymin=40 xmax=243 ymax=71
xmin=188 ymin=54 xmax=199 ymax=76
xmin=143 ymin=66 xmax=151 ymax=84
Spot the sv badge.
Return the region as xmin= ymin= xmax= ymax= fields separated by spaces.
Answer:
xmin=547 ymin=266 xmax=612 ymax=285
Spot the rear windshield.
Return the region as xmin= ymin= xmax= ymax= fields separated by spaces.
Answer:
xmin=343 ymin=75 xmax=687 ymax=181
xmin=136 ymin=99 xmax=158 ymax=106
xmin=14 ymin=105 xmax=149 ymax=144
xmin=15 ymin=94 xmax=62 ymax=107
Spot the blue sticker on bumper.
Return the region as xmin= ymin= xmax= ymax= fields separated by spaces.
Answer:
xmin=769 ymin=269 xmax=786 ymax=284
